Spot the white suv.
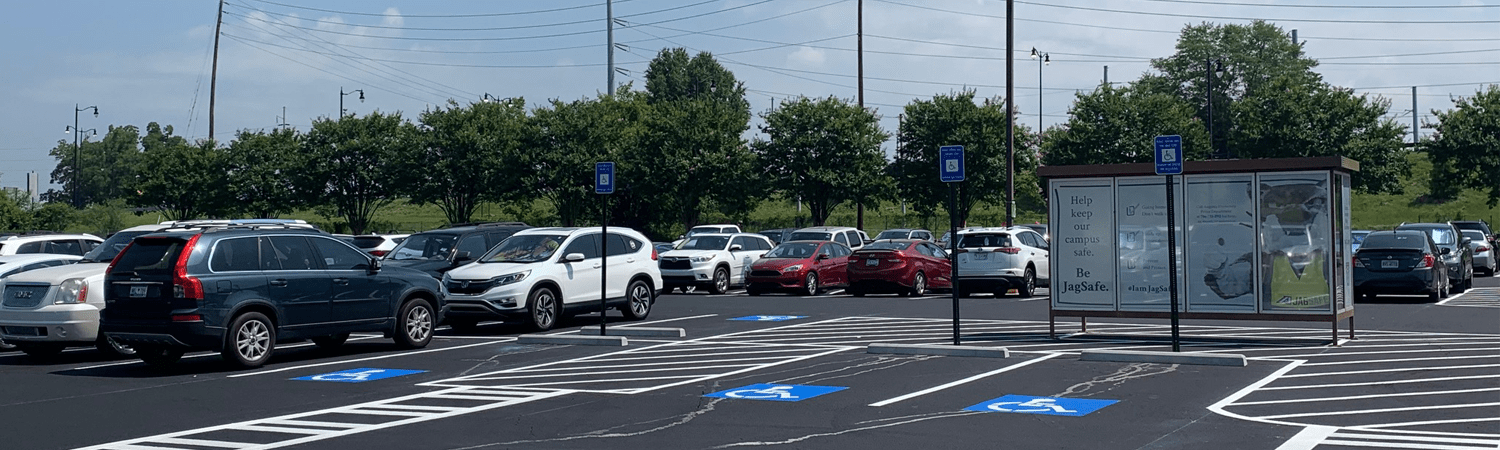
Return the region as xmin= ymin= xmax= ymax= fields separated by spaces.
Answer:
xmin=0 ymin=233 xmax=104 ymax=256
xmin=659 ymin=233 xmax=774 ymax=294
xmin=954 ymin=227 xmax=1051 ymax=297
xmin=787 ymin=226 xmax=867 ymax=251
xmin=442 ymin=227 xmax=662 ymax=332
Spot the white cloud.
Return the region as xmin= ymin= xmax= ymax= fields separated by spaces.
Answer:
xmin=787 ymin=46 xmax=827 ymax=67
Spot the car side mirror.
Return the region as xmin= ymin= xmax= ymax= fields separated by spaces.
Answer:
xmin=817 ymin=253 xmax=829 ymax=260
xmin=454 ymin=251 xmax=474 ymax=263
xmin=730 ymin=245 xmax=743 ymax=252
xmin=1441 ymin=247 xmax=1452 ymax=255
xmin=367 ymin=258 xmax=382 ymax=274
xmin=563 ymin=253 xmax=586 ymax=262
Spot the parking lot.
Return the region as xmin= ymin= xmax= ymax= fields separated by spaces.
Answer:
xmin=3 ymin=279 xmax=1497 ymax=450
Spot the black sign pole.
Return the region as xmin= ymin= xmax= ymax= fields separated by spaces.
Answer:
xmin=600 ymin=194 xmax=608 ymax=336
xmin=1166 ymin=174 xmax=1180 ymax=352
xmin=951 ymin=182 xmax=960 ymax=346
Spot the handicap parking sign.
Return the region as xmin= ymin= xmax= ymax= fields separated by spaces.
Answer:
xmin=704 ymin=383 xmax=847 ymax=402
xmin=729 ymin=315 xmax=807 ymax=322
xmin=292 ymin=368 xmax=426 ymax=383
xmin=964 ymin=395 xmax=1117 ymax=417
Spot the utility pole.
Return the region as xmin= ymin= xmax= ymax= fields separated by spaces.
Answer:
xmin=209 ymin=0 xmax=224 ymax=141
xmin=607 ymin=0 xmax=614 ymax=94
xmin=1104 ymin=66 xmax=1108 ymax=86
xmin=856 ymin=0 xmax=865 ymax=231
xmin=1004 ymin=0 xmax=1015 ymax=228
xmin=1291 ymin=29 xmax=1298 ymax=46
xmin=1412 ymin=86 xmax=1419 ymax=146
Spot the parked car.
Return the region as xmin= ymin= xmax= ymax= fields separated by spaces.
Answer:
xmin=1351 ymin=230 xmax=1372 ymax=253
xmin=1354 ymin=230 xmax=1449 ymax=301
xmin=659 ymin=233 xmax=775 ymax=294
xmin=1020 ymin=224 xmax=1050 ymax=242
xmin=351 ymin=234 xmax=409 ymax=257
xmin=1462 ymin=229 xmax=1496 ymax=276
xmin=0 ymin=254 xmax=81 ymax=279
xmin=1396 ymin=223 xmax=1473 ymax=292
xmin=873 ymin=229 xmax=934 ymax=241
xmin=847 ymin=240 xmax=952 ymax=297
xmin=652 ymin=241 xmax=677 ymax=254
xmin=1450 ymin=220 xmax=1494 ymax=247
xmin=787 ymin=226 xmax=867 ymax=251
xmin=744 ymin=241 xmax=852 ymax=296
xmin=383 ymin=222 xmax=530 ymax=279
xmin=442 ymin=227 xmax=661 ymax=332
xmin=954 ymin=227 xmax=1051 ymax=297
xmin=0 ymin=221 xmax=227 ymax=358
xmin=757 ymin=228 xmax=795 ymax=244
xmin=0 ymin=232 xmax=104 ymax=256
xmin=99 ymin=225 xmax=443 ymax=368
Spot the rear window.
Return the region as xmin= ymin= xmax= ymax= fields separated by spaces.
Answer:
xmin=1360 ymin=233 xmax=1426 ymax=250
xmin=1461 ymin=230 xmax=1486 ymax=241
xmin=874 ymin=230 xmax=908 ymax=240
xmin=83 ymin=230 xmax=152 ymax=263
xmin=959 ymin=234 xmax=1012 ymax=248
xmin=864 ymin=241 xmax=912 ymax=251
xmin=788 ymin=232 xmax=832 ymax=242
xmin=111 ymin=237 xmax=188 ymax=275
xmin=351 ymin=236 xmax=387 ymax=249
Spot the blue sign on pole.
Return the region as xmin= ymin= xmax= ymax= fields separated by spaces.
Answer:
xmin=964 ymin=395 xmax=1118 ymax=417
xmin=1154 ymin=135 xmax=1183 ymax=175
xmin=595 ymin=162 xmax=615 ymax=194
xmin=729 ymin=315 xmax=808 ymax=322
xmin=292 ymin=368 xmax=427 ymax=383
xmin=704 ymin=383 xmax=848 ymax=402
xmin=939 ymin=145 xmax=965 ymax=182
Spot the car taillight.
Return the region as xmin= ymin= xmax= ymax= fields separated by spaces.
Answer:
xmin=997 ymin=247 xmax=1022 ymax=254
xmin=1352 ymin=257 xmax=1363 ymax=268
xmin=651 ymin=248 xmax=659 ymax=261
xmin=1417 ymin=254 xmax=1435 ymax=269
xmin=369 ymin=250 xmax=388 ymax=257
xmin=173 ymin=235 xmax=204 ymax=300
xmin=1479 ymin=245 xmax=1491 ymax=253
xmin=171 ymin=314 xmax=203 ymax=322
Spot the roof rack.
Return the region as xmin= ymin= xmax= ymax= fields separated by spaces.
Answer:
xmin=446 ymin=221 xmax=529 ymax=229
xmin=203 ymin=224 xmax=323 ymax=233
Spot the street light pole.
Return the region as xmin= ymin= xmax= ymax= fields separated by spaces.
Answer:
xmin=340 ymin=87 xmax=365 ymax=118
xmin=1031 ymin=48 xmax=1049 ymax=143
xmin=72 ymin=104 xmax=98 ymax=209
xmin=1205 ymin=59 xmax=1223 ymax=159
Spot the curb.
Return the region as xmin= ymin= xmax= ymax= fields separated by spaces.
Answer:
xmin=867 ymin=343 xmax=1010 ymax=358
xmin=518 ymin=334 xmax=628 ymax=346
xmin=578 ymin=326 xmax=686 ymax=338
xmin=1080 ymin=349 xmax=1246 ymax=366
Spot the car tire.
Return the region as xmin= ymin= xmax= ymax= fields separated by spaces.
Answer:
xmin=222 ymin=312 xmax=276 ymax=369
xmin=1017 ymin=267 xmax=1036 ymax=298
xmin=802 ymin=272 xmax=819 ymax=297
xmin=709 ymin=267 xmax=730 ymax=295
xmin=526 ymin=286 xmax=560 ymax=332
xmin=907 ymin=272 xmax=927 ymax=297
xmin=137 ymin=346 xmax=184 ymax=367
xmin=395 ymin=299 xmax=435 ymax=349
xmin=95 ymin=335 xmax=136 ymax=358
xmin=446 ymin=319 xmax=479 ymax=334
xmin=16 ymin=342 xmax=64 ymax=359
xmin=312 ymin=332 xmax=350 ymax=349
xmin=622 ymin=279 xmax=653 ymax=321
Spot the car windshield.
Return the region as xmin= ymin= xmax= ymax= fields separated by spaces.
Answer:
xmin=959 ymin=234 xmax=1012 ymax=248
xmin=864 ymin=241 xmax=911 ymax=251
xmin=765 ymin=243 xmax=818 ymax=258
xmin=482 ymin=234 xmax=566 ymax=263
xmin=686 ymin=227 xmax=724 ymax=237
xmin=386 ymin=233 xmax=458 ymax=261
xmin=788 ymin=232 xmax=832 ymax=242
xmin=1408 ymin=227 xmax=1457 ymax=245
xmin=1361 ymin=233 xmax=1427 ymax=250
xmin=680 ymin=236 xmax=730 ymax=251
xmin=874 ymin=230 xmax=909 ymax=240
xmin=81 ymin=230 xmax=153 ymax=263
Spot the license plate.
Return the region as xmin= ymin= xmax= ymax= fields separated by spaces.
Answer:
xmin=129 ymin=286 xmax=148 ymax=298
xmin=865 ymin=259 xmax=878 ymax=266
xmin=974 ymin=253 xmax=988 ymax=260
xmin=1380 ymin=260 xmax=1399 ymax=269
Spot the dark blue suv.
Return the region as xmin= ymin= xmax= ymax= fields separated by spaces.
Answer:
xmin=99 ymin=226 xmax=444 ymax=368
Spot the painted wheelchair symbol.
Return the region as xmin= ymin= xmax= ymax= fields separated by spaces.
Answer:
xmin=724 ymin=385 xmax=798 ymax=400
xmin=986 ymin=398 xmax=1077 ymax=413
xmin=310 ymin=369 xmax=386 ymax=382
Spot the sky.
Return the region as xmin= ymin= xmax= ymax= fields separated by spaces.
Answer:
xmin=1 ymin=0 xmax=1496 ymax=193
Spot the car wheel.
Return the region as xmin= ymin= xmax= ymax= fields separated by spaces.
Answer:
xmin=526 ymin=287 xmax=560 ymax=332
xmin=803 ymin=272 xmax=819 ymax=296
xmin=222 ymin=312 xmax=276 ymax=369
xmin=907 ymin=272 xmax=927 ymax=297
xmin=446 ymin=319 xmax=479 ymax=334
xmin=1017 ymin=267 xmax=1036 ymax=298
xmin=709 ymin=267 xmax=730 ymax=294
xmin=622 ymin=280 xmax=653 ymax=321
xmin=16 ymin=342 xmax=64 ymax=359
xmin=395 ymin=299 xmax=435 ymax=349
xmin=95 ymin=335 xmax=136 ymax=358
xmin=312 ymin=332 xmax=350 ymax=349
xmin=137 ymin=346 xmax=184 ymax=367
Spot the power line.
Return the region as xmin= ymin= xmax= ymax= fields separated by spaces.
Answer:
xmin=224 ymin=31 xmax=651 ymax=68
xmin=1325 ymin=62 xmax=1500 ymax=66
xmin=222 ymin=34 xmax=438 ymax=106
xmin=1014 ymin=0 xmax=1500 ymax=24
xmin=1321 ymin=48 xmax=1500 ymax=60
xmin=1129 ymin=0 xmax=1500 ymax=9
xmin=1353 ymin=81 xmax=1500 ymax=89
xmin=240 ymin=0 xmax=628 ymax=18
xmin=223 ymin=22 xmax=455 ymax=103
xmin=229 ymin=4 xmax=601 ymax=32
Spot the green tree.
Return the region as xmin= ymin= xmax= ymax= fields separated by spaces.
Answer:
xmin=531 ymin=87 xmax=648 ymax=227
xmin=130 ymin=123 xmax=230 ymax=221
xmin=298 ymin=112 xmax=416 ymax=235
xmin=753 ymin=96 xmax=891 ymax=226
xmin=410 ymin=98 xmax=533 ymax=225
xmin=892 ymin=91 xmax=1035 ymax=226
xmin=1426 ymin=84 xmax=1500 ymax=206
xmin=224 ymin=128 xmax=302 ymax=219
xmin=48 ymin=125 xmax=141 ymax=206
xmin=1043 ymin=84 xmax=1211 ymax=166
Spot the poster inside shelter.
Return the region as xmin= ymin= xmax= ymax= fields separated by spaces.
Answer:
xmin=1114 ymin=177 xmax=1184 ymax=311
xmin=1050 ymin=180 xmax=1116 ymax=310
xmin=1185 ymin=175 xmax=1258 ymax=312
xmin=1258 ymin=172 xmax=1333 ymax=313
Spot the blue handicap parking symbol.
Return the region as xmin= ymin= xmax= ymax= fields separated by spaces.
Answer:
xmin=704 ymin=383 xmax=847 ymax=402
xmin=964 ymin=395 xmax=1117 ymax=417
xmin=729 ymin=315 xmax=807 ymax=322
xmin=292 ymin=368 xmax=426 ymax=383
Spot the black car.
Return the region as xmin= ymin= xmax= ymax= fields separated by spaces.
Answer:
xmin=1395 ymin=222 xmax=1474 ymax=292
xmin=1354 ymin=230 xmax=1449 ymax=301
xmin=99 ymin=225 xmax=444 ymax=368
xmin=757 ymin=228 xmax=795 ymax=245
xmin=381 ymin=222 xmax=530 ymax=278
xmin=1450 ymin=220 xmax=1495 ymax=248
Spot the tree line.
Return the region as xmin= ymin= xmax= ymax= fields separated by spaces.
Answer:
xmin=20 ymin=21 xmax=1496 ymax=238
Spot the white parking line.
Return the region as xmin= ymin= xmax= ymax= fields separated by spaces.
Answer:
xmin=1228 ymin=387 xmax=1500 ymax=406
xmin=64 ymin=337 xmax=385 ymax=372
xmin=226 ymin=339 xmax=516 ymax=378
xmin=1258 ymin=402 xmax=1500 ymax=420
xmin=867 ymin=353 xmax=1061 ymax=407
xmin=616 ymin=313 xmax=718 ymax=327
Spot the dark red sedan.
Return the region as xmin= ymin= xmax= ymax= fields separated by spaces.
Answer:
xmin=745 ymin=241 xmax=852 ymax=296
xmin=847 ymin=239 xmax=953 ymax=297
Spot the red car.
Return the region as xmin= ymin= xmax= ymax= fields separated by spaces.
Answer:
xmin=745 ymin=241 xmax=852 ymax=296
xmin=847 ymin=239 xmax=954 ymax=297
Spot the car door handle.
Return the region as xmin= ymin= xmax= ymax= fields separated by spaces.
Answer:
xmin=626 ymin=258 xmax=636 ymax=263
xmin=269 ymin=279 xmax=288 ymax=287
xmin=592 ymin=264 xmax=602 ymax=269
xmin=332 ymin=278 xmax=350 ymax=285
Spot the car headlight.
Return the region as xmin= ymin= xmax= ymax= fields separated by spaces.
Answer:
xmin=54 ymin=278 xmax=88 ymax=305
xmin=491 ymin=270 xmax=530 ymax=286
xmin=782 ymin=264 xmax=803 ymax=273
xmin=691 ymin=255 xmax=713 ymax=263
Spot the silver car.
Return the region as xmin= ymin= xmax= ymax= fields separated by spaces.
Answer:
xmin=1463 ymin=230 xmax=1496 ymax=277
